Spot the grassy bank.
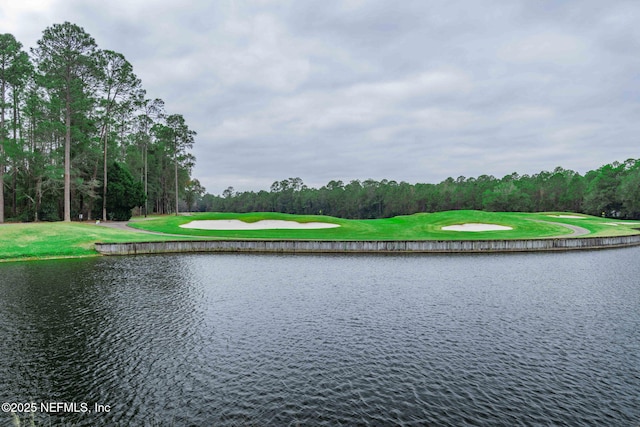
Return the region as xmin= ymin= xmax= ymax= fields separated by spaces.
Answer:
xmin=0 ymin=222 xmax=196 ymax=262
xmin=1 ymin=211 xmax=638 ymax=262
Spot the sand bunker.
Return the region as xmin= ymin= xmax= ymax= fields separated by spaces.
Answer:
xmin=180 ymin=219 xmax=340 ymax=230
xmin=548 ymin=215 xmax=585 ymax=219
xmin=441 ymin=223 xmax=513 ymax=232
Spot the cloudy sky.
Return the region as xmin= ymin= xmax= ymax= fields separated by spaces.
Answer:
xmin=1 ymin=0 xmax=639 ymax=194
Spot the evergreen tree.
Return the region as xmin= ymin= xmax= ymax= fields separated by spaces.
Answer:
xmin=96 ymin=49 xmax=141 ymax=220
xmin=104 ymin=161 xmax=145 ymax=221
xmin=0 ymin=34 xmax=30 ymax=222
xmin=32 ymin=22 xmax=100 ymax=222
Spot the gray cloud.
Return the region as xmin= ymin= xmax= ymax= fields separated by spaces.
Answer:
xmin=2 ymin=0 xmax=639 ymax=194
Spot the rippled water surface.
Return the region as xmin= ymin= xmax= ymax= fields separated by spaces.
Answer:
xmin=1 ymin=249 xmax=639 ymax=426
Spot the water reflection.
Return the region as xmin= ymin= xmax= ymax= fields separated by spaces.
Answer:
xmin=0 ymin=250 xmax=639 ymax=425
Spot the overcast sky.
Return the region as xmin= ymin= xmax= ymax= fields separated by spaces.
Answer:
xmin=2 ymin=1 xmax=639 ymax=195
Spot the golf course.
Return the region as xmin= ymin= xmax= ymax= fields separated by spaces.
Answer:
xmin=2 ymin=210 xmax=640 ymax=262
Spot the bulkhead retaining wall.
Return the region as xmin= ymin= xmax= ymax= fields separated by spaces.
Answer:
xmin=95 ymin=235 xmax=640 ymax=255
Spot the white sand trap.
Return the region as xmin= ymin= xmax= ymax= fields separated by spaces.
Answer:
xmin=442 ymin=223 xmax=513 ymax=232
xmin=548 ymin=215 xmax=586 ymax=219
xmin=180 ymin=219 xmax=340 ymax=230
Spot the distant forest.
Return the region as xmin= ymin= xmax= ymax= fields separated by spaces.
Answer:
xmin=200 ymin=159 xmax=640 ymax=220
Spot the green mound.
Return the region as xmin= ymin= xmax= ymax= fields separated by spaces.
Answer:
xmin=128 ymin=210 xmax=640 ymax=241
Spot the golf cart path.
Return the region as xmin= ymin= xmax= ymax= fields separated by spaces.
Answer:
xmin=530 ymin=220 xmax=590 ymax=237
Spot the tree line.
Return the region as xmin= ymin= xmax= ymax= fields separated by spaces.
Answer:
xmin=0 ymin=23 xmax=201 ymax=222
xmin=201 ymin=159 xmax=640 ymax=219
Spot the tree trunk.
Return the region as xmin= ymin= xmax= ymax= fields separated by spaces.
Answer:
xmin=174 ymin=149 xmax=179 ymax=216
xmin=35 ymin=178 xmax=42 ymax=222
xmin=64 ymin=86 xmax=71 ymax=222
xmin=85 ymin=159 xmax=98 ymax=221
xmin=144 ymin=143 xmax=148 ymax=217
xmin=102 ymin=127 xmax=108 ymax=221
xmin=12 ymin=88 xmax=17 ymax=217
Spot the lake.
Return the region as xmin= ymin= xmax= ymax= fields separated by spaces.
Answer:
xmin=1 ymin=249 xmax=639 ymax=425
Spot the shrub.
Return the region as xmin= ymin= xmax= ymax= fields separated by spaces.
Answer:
xmin=106 ymin=162 xmax=145 ymax=221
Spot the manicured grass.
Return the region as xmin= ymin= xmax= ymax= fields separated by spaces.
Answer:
xmin=1 ymin=211 xmax=637 ymax=262
xmin=534 ymin=213 xmax=640 ymax=237
xmin=0 ymin=222 xmax=197 ymax=262
xmin=128 ymin=210 xmax=640 ymax=240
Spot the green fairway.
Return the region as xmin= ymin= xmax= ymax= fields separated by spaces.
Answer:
xmin=129 ymin=210 xmax=640 ymax=240
xmin=0 ymin=222 xmax=197 ymax=262
xmin=1 ymin=211 xmax=638 ymax=262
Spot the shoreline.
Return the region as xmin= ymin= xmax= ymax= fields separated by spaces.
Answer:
xmin=96 ymin=234 xmax=640 ymax=255
xmin=2 ymin=234 xmax=639 ymax=263
xmin=0 ymin=254 xmax=102 ymax=263
xmin=3 ymin=212 xmax=639 ymax=262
